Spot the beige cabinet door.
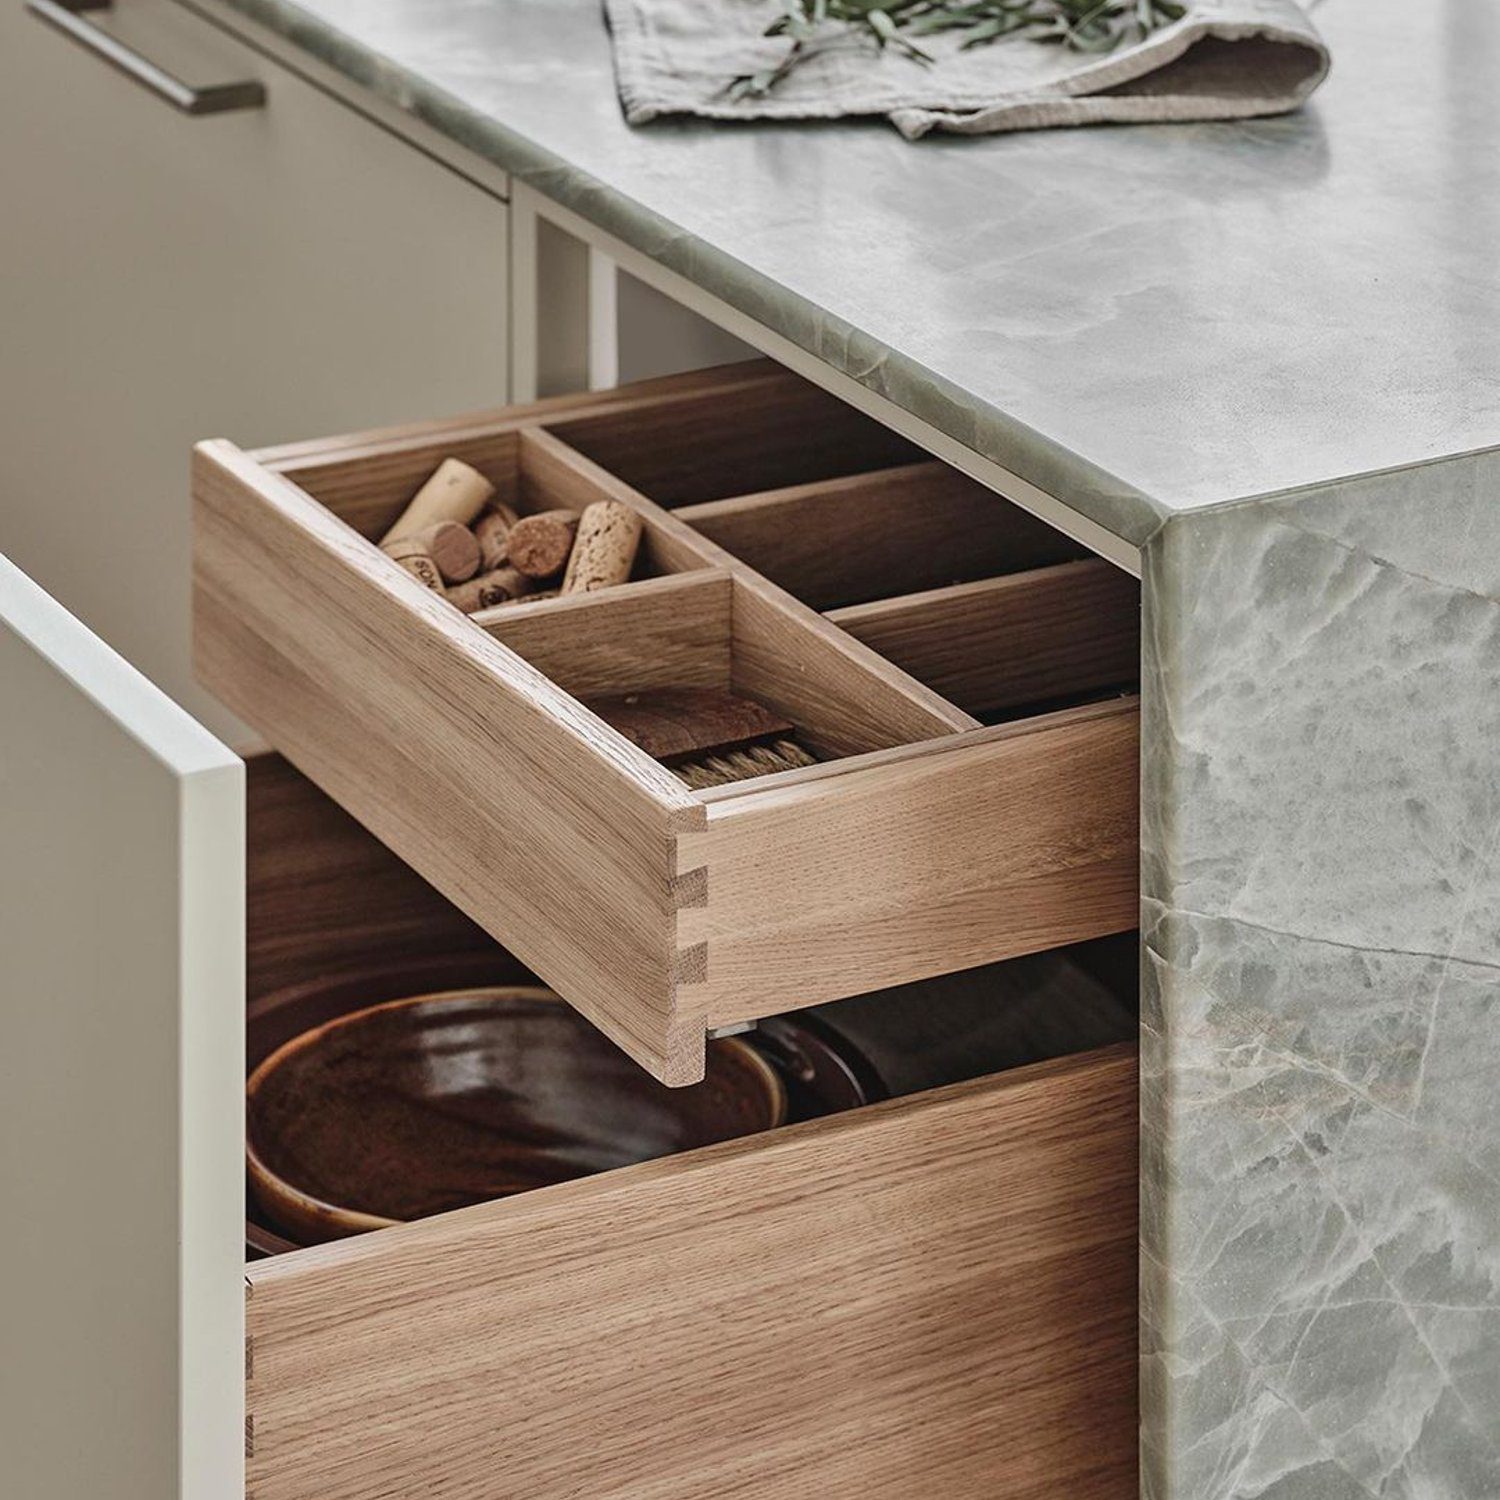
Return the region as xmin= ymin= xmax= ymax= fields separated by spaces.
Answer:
xmin=0 ymin=0 xmax=509 ymax=744
xmin=0 ymin=555 xmax=244 ymax=1499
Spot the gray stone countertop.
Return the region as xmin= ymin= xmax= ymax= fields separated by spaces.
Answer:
xmin=215 ymin=0 xmax=1499 ymax=547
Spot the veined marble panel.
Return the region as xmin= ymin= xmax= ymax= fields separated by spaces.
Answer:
xmin=1142 ymin=452 xmax=1500 ymax=1498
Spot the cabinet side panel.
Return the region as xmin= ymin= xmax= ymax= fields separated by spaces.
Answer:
xmin=0 ymin=558 xmax=244 ymax=1500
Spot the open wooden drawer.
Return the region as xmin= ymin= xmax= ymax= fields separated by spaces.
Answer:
xmin=195 ymin=360 xmax=1140 ymax=1084
xmin=244 ymin=757 xmax=1139 ymax=1500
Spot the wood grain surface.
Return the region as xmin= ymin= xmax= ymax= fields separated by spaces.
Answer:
xmin=676 ymin=461 xmax=1084 ymax=610
xmin=246 ymin=753 xmax=496 ymax=1002
xmin=677 ymin=700 xmax=1140 ymax=1026
xmin=246 ymin=1045 xmax=1138 ymax=1500
xmin=195 ymin=442 xmax=710 ymax=1083
xmin=546 ymin=361 xmax=921 ymax=505
xmin=828 ymin=558 xmax=1141 ymax=716
xmin=479 ymin=571 xmax=733 ymax=699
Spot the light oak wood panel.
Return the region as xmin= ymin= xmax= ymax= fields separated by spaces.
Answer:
xmin=675 ymin=462 xmax=1084 ymax=610
xmin=246 ymin=1046 xmax=1138 ymax=1500
xmin=547 ymin=361 xmax=922 ymax=505
xmin=479 ymin=571 xmax=734 ymax=698
xmin=829 ymin=558 xmax=1141 ymax=717
xmin=521 ymin=428 xmax=976 ymax=751
xmin=194 ymin=442 xmax=712 ymax=1084
xmin=247 ymin=754 xmax=496 ymax=1002
xmin=263 ymin=363 xmax=841 ymax=539
xmin=678 ymin=701 xmax=1140 ymax=1026
xmin=725 ymin=579 xmax=973 ymax=757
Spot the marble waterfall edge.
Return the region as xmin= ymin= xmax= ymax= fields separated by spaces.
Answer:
xmin=1141 ymin=453 xmax=1500 ymax=1498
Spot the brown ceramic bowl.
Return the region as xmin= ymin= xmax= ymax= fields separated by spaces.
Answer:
xmin=244 ymin=1216 xmax=298 ymax=1259
xmin=247 ymin=985 xmax=788 ymax=1245
xmin=243 ymin=955 xmax=871 ymax=1253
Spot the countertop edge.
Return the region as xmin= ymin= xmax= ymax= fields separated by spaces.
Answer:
xmin=210 ymin=0 xmax=1176 ymax=549
xmin=208 ymin=0 xmax=1483 ymax=554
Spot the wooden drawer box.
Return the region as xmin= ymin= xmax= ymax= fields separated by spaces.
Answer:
xmin=195 ymin=361 xmax=1140 ymax=1084
xmin=244 ymin=758 xmax=1139 ymax=1500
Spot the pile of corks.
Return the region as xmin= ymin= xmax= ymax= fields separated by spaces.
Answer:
xmin=377 ymin=458 xmax=817 ymax=789
xmin=378 ymin=457 xmax=643 ymax=613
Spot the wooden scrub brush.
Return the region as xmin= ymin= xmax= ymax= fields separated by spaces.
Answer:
xmin=586 ymin=688 xmax=818 ymax=788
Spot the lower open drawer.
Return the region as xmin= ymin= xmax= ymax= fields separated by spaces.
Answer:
xmin=244 ymin=758 xmax=1138 ymax=1500
xmin=196 ymin=360 xmax=1140 ymax=1084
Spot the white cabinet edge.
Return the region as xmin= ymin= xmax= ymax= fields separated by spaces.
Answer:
xmin=0 ymin=553 xmax=240 ymax=781
xmin=0 ymin=551 xmax=245 ymax=1499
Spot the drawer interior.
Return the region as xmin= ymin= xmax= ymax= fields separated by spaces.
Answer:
xmin=242 ymin=755 xmax=1139 ymax=1497
xmin=548 ymin=367 xmax=923 ymax=503
xmin=670 ymin=459 xmax=1086 ymax=609
xmin=197 ymin=360 xmax=1140 ymax=1084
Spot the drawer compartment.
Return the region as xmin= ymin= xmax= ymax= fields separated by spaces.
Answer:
xmin=196 ymin=361 xmax=1140 ymax=1085
xmin=244 ymin=759 xmax=1138 ymax=1499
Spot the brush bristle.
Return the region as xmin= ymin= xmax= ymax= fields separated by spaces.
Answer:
xmin=675 ymin=738 xmax=817 ymax=789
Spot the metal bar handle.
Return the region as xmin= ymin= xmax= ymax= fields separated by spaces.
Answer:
xmin=25 ymin=0 xmax=267 ymax=115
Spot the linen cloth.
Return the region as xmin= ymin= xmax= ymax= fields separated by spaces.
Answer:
xmin=605 ymin=0 xmax=1328 ymax=138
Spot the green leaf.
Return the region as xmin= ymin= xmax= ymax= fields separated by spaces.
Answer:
xmin=728 ymin=0 xmax=1179 ymax=98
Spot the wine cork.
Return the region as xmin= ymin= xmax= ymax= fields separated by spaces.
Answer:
xmin=560 ymin=501 xmax=643 ymax=595
xmin=445 ymin=566 xmax=534 ymax=614
xmin=379 ymin=535 xmax=443 ymax=592
xmin=412 ymin=520 xmax=481 ymax=584
xmin=380 ymin=458 xmax=495 ymax=545
xmin=474 ymin=505 xmax=520 ymax=572
xmin=507 ymin=510 xmax=579 ymax=580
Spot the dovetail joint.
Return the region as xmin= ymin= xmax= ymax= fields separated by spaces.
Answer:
xmin=670 ymin=864 xmax=708 ymax=910
xmin=673 ymin=940 xmax=708 ymax=987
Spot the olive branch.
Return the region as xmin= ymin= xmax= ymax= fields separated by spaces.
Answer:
xmin=728 ymin=0 xmax=1188 ymax=100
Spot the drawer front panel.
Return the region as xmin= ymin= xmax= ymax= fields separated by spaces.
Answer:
xmin=681 ymin=703 xmax=1139 ymax=1025
xmin=246 ymin=1046 xmax=1137 ymax=1499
